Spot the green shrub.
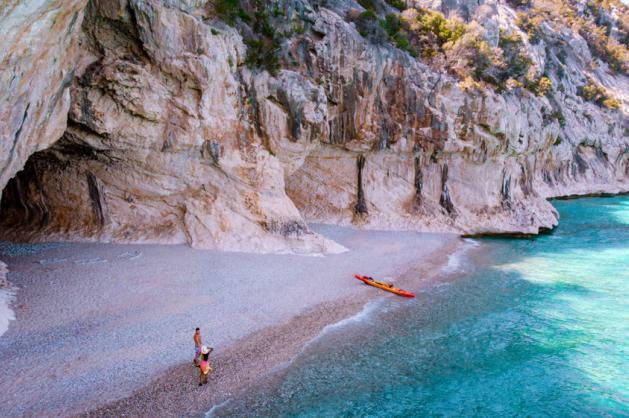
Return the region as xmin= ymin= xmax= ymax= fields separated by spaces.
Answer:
xmin=468 ymin=38 xmax=502 ymax=85
xmin=244 ymin=37 xmax=281 ymax=75
xmin=414 ymin=9 xmax=466 ymax=46
xmin=603 ymin=97 xmax=621 ymax=109
xmin=551 ymin=110 xmax=566 ymax=127
xmin=527 ymin=76 xmax=553 ymax=96
xmin=382 ymin=13 xmax=401 ymax=36
xmin=394 ymin=31 xmax=416 ymax=55
xmin=579 ymin=78 xmax=606 ymax=101
xmin=253 ymin=10 xmax=274 ymax=37
xmin=444 ymin=25 xmax=536 ymax=92
xmin=375 ymin=12 xmax=416 ymax=55
xmin=516 ymin=11 xmax=543 ymax=44
xmin=357 ymin=10 xmax=378 ymax=31
xmin=215 ymin=0 xmax=239 ymax=22
xmin=605 ymin=40 xmax=629 ymax=72
xmin=578 ymin=77 xmax=622 ymax=109
xmin=238 ymin=3 xmax=289 ymax=75
xmin=499 ymin=30 xmax=533 ymax=81
xmin=385 ymin=0 xmax=406 ymax=11
xmin=506 ymin=0 xmax=532 ymax=7
xmin=356 ymin=10 xmax=388 ymax=43
xmin=397 ymin=7 xmax=467 ymax=59
xmin=456 ymin=29 xmax=533 ymax=90
xmin=238 ymin=8 xmax=251 ymax=22
xmin=514 ymin=0 xmax=629 ymax=74
xmin=358 ymin=0 xmax=377 ymax=11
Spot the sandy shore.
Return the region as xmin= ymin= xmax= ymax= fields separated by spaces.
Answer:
xmin=0 ymin=225 xmax=460 ymax=417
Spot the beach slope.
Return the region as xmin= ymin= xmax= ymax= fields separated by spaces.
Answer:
xmin=0 ymin=225 xmax=459 ymax=417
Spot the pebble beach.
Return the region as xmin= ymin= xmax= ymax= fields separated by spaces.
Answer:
xmin=0 ymin=225 xmax=460 ymax=417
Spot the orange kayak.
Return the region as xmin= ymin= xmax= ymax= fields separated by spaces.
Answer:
xmin=354 ymin=274 xmax=415 ymax=298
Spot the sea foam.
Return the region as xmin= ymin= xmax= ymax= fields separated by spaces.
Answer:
xmin=441 ymin=238 xmax=479 ymax=274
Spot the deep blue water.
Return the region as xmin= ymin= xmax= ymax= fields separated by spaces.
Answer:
xmin=210 ymin=197 xmax=629 ymax=417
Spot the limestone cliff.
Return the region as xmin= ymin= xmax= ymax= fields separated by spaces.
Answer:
xmin=0 ymin=0 xmax=86 ymax=211
xmin=1 ymin=0 xmax=628 ymax=253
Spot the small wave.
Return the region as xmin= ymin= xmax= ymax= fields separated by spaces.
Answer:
xmin=462 ymin=238 xmax=481 ymax=247
xmin=266 ymin=299 xmax=385 ymax=376
xmin=205 ymin=399 xmax=231 ymax=418
xmin=318 ymin=299 xmax=384 ymax=333
xmin=298 ymin=299 xmax=382 ymax=351
xmin=206 ymin=299 xmax=387 ymax=417
xmin=441 ymin=239 xmax=478 ymax=274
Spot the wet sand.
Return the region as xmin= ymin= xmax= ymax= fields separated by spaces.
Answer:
xmin=0 ymin=225 xmax=460 ymax=417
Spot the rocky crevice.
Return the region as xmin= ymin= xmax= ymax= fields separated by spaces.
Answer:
xmin=354 ymin=154 xmax=368 ymax=216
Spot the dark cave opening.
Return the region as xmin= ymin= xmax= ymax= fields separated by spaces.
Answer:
xmin=0 ymin=155 xmax=52 ymax=234
xmin=0 ymin=135 xmax=103 ymax=241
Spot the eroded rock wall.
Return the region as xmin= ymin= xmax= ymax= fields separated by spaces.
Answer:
xmin=0 ymin=0 xmax=628 ymax=253
xmin=0 ymin=0 xmax=87 ymax=198
xmin=268 ymin=4 xmax=628 ymax=234
xmin=0 ymin=0 xmax=344 ymax=254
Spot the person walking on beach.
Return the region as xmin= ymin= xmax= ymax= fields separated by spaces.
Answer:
xmin=199 ymin=346 xmax=213 ymax=386
xmin=193 ymin=328 xmax=202 ymax=366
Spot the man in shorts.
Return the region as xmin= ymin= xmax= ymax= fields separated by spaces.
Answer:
xmin=193 ymin=327 xmax=202 ymax=366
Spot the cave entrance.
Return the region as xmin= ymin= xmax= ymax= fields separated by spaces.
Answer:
xmin=0 ymin=136 xmax=104 ymax=242
xmin=0 ymin=157 xmax=50 ymax=236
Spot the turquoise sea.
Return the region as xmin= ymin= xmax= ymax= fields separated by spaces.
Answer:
xmin=211 ymin=197 xmax=629 ymax=417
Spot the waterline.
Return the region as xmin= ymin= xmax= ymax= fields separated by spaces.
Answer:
xmin=210 ymin=197 xmax=629 ymax=417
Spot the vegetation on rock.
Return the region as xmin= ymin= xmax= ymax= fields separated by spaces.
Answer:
xmin=401 ymin=8 xmax=467 ymax=58
xmin=578 ymin=77 xmax=622 ymax=108
xmin=212 ymin=0 xmax=290 ymax=75
xmin=213 ymin=0 xmax=626 ymax=112
xmin=348 ymin=0 xmax=628 ymax=108
xmin=514 ymin=0 xmax=629 ymax=73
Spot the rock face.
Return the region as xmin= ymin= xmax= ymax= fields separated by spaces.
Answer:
xmin=0 ymin=0 xmax=87 ymax=206
xmin=1 ymin=0 xmax=628 ymax=253
xmin=279 ymin=4 xmax=628 ymax=235
xmin=0 ymin=0 xmax=344 ymax=254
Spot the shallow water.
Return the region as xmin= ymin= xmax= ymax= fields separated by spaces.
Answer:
xmin=210 ymin=197 xmax=629 ymax=417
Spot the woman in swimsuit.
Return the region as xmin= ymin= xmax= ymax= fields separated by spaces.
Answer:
xmin=199 ymin=346 xmax=213 ymax=386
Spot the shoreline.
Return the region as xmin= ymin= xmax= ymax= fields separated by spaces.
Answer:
xmin=549 ymin=190 xmax=629 ymax=201
xmin=83 ymin=238 xmax=465 ymax=418
xmin=0 ymin=225 xmax=460 ymax=417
